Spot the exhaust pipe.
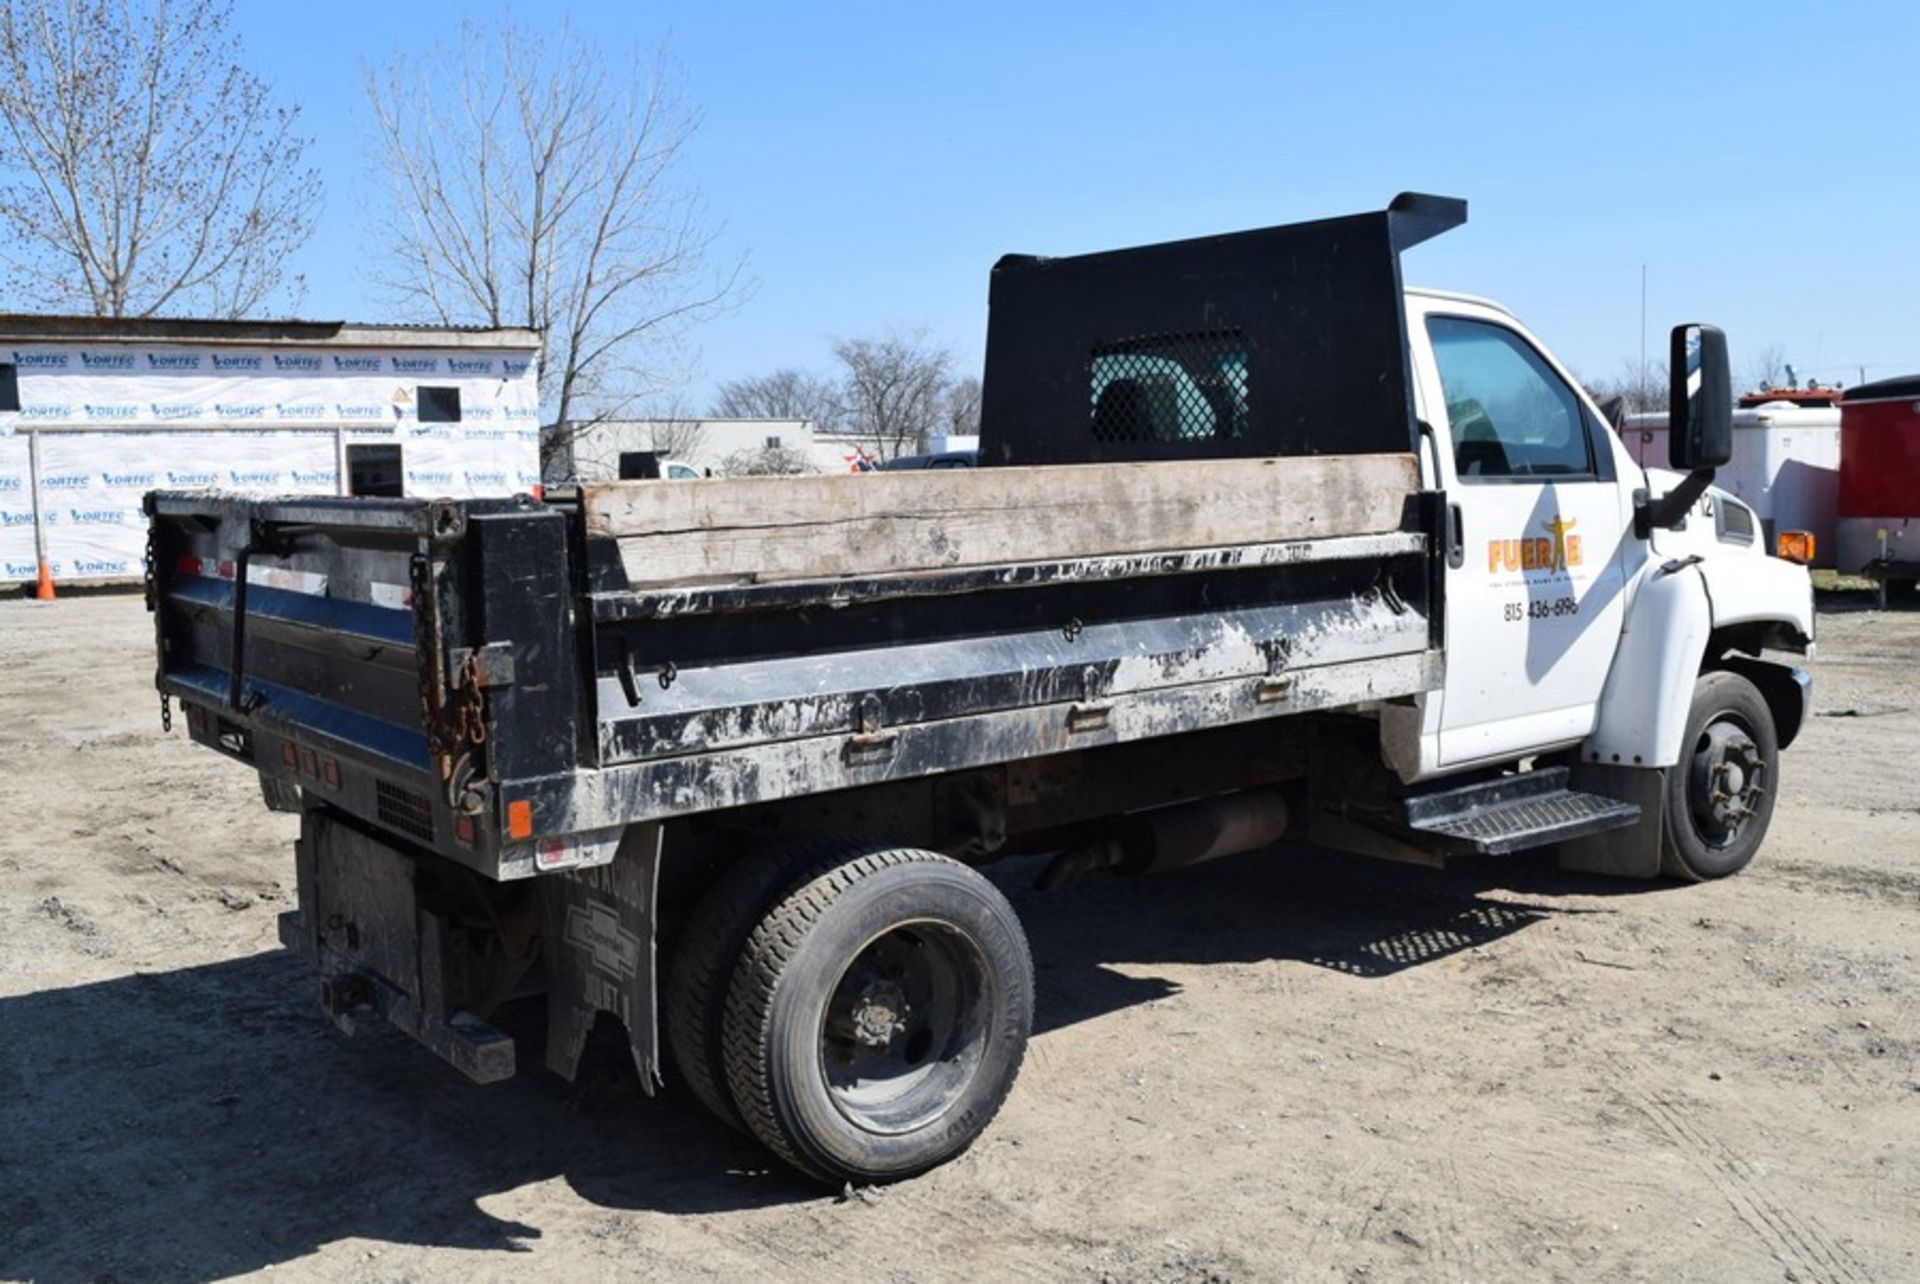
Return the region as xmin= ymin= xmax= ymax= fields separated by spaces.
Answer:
xmin=1036 ymin=789 xmax=1291 ymax=890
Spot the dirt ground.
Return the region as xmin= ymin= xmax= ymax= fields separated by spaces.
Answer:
xmin=1 ymin=592 xmax=1916 ymax=1283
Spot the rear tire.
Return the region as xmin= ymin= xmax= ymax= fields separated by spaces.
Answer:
xmin=722 ymin=848 xmax=1033 ymax=1184
xmin=1661 ymin=671 xmax=1778 ymax=881
xmin=664 ymin=836 xmax=859 ymax=1129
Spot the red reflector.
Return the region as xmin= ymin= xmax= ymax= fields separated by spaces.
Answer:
xmin=507 ymin=800 xmax=533 ymax=839
xmin=188 ymin=705 xmax=207 ymax=732
xmin=300 ymin=748 xmax=319 ymax=778
xmin=454 ymin=815 xmax=475 ymax=845
xmin=280 ymin=743 xmax=297 ymax=766
xmin=321 ymin=758 xmax=340 ymax=787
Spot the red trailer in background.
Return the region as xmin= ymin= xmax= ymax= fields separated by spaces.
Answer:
xmin=1835 ymin=375 xmax=1920 ymax=600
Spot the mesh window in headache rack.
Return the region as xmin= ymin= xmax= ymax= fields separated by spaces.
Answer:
xmin=1088 ymin=329 xmax=1247 ymax=444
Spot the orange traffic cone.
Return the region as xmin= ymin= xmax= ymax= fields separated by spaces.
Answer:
xmin=33 ymin=560 xmax=55 ymax=601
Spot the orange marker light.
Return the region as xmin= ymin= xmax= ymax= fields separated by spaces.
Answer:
xmin=507 ymin=799 xmax=533 ymax=839
xmin=1776 ymin=531 xmax=1815 ymax=565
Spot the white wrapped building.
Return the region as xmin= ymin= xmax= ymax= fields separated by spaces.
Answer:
xmin=0 ymin=316 xmax=542 ymax=586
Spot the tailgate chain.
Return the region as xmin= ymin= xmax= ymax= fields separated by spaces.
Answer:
xmin=451 ymin=651 xmax=489 ymax=748
xmin=412 ymin=552 xmax=489 ymax=794
xmin=142 ymin=522 xmax=158 ymax=612
xmin=412 ymin=554 xmax=454 ymax=780
xmin=148 ymin=521 xmax=170 ymax=734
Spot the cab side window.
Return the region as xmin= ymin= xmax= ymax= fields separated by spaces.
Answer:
xmin=1428 ymin=316 xmax=1595 ymax=480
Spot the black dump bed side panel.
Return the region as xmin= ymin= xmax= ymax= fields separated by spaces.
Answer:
xmin=979 ymin=193 xmax=1464 ymax=466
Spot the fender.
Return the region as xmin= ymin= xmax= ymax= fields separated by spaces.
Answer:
xmin=1695 ymin=551 xmax=1815 ymax=750
xmin=1584 ymin=560 xmax=1712 ymax=769
xmin=1717 ymin=655 xmax=1811 ymax=750
xmin=1695 ymin=551 xmax=1817 ymax=657
xmin=1586 ymin=548 xmax=1814 ymax=768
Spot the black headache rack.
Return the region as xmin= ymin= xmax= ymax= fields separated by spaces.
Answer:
xmin=146 ymin=490 xmax=580 ymax=880
xmin=979 ymin=191 xmax=1465 ymax=466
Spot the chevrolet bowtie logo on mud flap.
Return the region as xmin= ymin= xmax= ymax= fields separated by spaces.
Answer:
xmin=1489 ymin=515 xmax=1583 ymax=574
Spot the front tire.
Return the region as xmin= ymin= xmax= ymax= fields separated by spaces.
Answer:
xmin=722 ymin=848 xmax=1033 ymax=1184
xmin=1661 ymin=671 xmax=1779 ymax=881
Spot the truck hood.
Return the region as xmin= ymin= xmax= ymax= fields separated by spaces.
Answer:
xmin=1641 ymin=467 xmax=1815 ymax=649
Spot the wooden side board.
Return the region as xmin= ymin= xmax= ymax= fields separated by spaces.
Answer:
xmin=582 ymin=453 xmax=1418 ymax=588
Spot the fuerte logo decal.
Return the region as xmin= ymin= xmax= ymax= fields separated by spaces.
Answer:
xmin=1488 ymin=516 xmax=1582 ymax=574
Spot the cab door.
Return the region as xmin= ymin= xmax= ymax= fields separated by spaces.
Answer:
xmin=1411 ymin=299 xmax=1634 ymax=768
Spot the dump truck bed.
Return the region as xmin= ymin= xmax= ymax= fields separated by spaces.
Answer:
xmin=147 ymin=451 xmax=1442 ymax=880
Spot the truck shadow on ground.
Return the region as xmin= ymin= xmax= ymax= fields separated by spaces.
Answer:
xmin=1004 ymin=841 xmax=1632 ymax=1035
xmin=0 ymin=951 xmax=816 ymax=1281
xmin=0 ymin=842 xmax=1643 ymax=1280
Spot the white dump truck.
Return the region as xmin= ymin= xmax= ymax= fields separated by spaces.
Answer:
xmin=146 ymin=194 xmax=1813 ymax=1184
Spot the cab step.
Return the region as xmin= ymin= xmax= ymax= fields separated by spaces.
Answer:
xmin=1399 ymin=766 xmax=1641 ymax=856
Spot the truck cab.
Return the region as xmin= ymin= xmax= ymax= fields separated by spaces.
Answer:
xmin=1380 ymin=288 xmax=1813 ymax=878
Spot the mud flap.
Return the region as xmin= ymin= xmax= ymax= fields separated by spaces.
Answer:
xmin=539 ymin=823 xmax=663 ymax=1088
xmin=1559 ymin=762 xmax=1665 ymax=879
xmin=285 ymin=809 xmax=518 ymax=1083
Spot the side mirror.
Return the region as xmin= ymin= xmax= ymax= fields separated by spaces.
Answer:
xmin=1669 ymin=323 xmax=1732 ymax=471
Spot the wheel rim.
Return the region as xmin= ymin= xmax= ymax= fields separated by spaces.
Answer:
xmin=1685 ymin=714 xmax=1767 ymax=849
xmin=818 ymin=920 xmax=991 ymax=1136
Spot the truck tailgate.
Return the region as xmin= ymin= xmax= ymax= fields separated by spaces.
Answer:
xmin=147 ymin=491 xmax=578 ymax=878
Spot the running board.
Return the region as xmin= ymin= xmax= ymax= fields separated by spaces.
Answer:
xmin=1399 ymin=767 xmax=1641 ymax=856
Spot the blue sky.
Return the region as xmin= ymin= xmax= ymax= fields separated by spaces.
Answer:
xmin=253 ymin=0 xmax=1920 ymax=403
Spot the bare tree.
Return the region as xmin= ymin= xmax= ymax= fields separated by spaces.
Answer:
xmin=712 ymin=368 xmax=843 ymax=431
xmin=366 ymin=20 xmax=743 ymax=472
xmin=0 ymin=0 xmax=319 ymax=317
xmin=1744 ymin=341 xmax=1789 ymax=393
xmin=1584 ymin=358 xmax=1669 ymax=417
xmin=943 ymin=374 xmax=982 ymax=441
xmin=720 ymin=444 xmax=815 ymax=476
xmin=834 ymin=330 xmax=953 ymax=462
xmin=648 ymin=418 xmax=708 ymax=460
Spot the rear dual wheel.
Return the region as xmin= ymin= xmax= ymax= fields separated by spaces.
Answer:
xmin=670 ymin=843 xmax=1033 ymax=1184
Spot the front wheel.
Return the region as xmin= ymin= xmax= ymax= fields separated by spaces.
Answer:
xmin=722 ymin=847 xmax=1033 ymax=1184
xmin=1661 ymin=671 xmax=1779 ymax=881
